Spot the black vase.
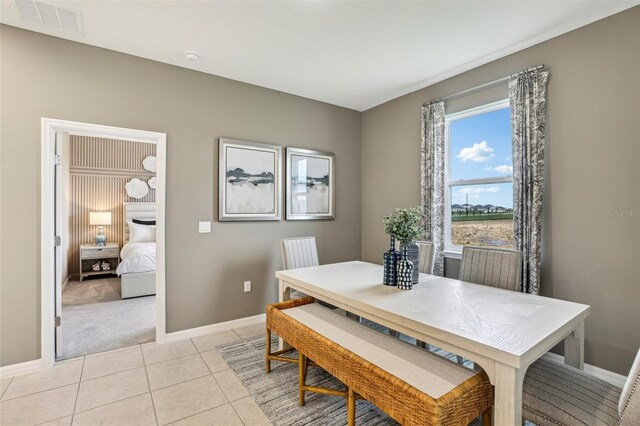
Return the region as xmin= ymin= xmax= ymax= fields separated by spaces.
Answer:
xmin=383 ymin=236 xmax=399 ymax=286
xmin=396 ymin=247 xmax=414 ymax=290
xmin=399 ymin=241 xmax=419 ymax=285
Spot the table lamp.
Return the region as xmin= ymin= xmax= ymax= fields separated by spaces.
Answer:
xmin=89 ymin=211 xmax=112 ymax=246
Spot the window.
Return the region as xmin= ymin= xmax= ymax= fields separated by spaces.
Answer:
xmin=445 ymin=99 xmax=513 ymax=254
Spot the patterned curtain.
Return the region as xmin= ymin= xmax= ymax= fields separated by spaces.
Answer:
xmin=421 ymin=101 xmax=445 ymax=276
xmin=509 ymin=70 xmax=549 ymax=294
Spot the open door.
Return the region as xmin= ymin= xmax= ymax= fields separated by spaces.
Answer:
xmin=53 ymin=131 xmax=68 ymax=360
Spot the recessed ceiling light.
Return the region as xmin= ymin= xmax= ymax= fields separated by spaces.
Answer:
xmin=185 ymin=52 xmax=200 ymax=62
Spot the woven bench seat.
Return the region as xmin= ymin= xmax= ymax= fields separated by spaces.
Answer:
xmin=266 ymin=297 xmax=493 ymax=426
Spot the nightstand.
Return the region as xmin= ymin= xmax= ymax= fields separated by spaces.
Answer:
xmin=80 ymin=243 xmax=120 ymax=282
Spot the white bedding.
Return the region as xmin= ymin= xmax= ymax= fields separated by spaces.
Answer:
xmin=117 ymin=242 xmax=156 ymax=275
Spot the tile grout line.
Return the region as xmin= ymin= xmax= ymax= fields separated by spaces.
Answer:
xmin=163 ymin=399 xmax=231 ymax=425
xmin=0 ymin=380 xmax=81 ymax=403
xmin=34 ymin=414 xmax=72 ymax=426
xmin=0 ymin=360 xmax=85 ymax=402
xmin=229 ymin=398 xmax=248 ymax=426
xmin=73 ymin=389 xmax=150 ymax=416
xmin=144 ymin=349 xmax=200 ymax=367
xmin=140 ymin=344 xmax=160 ymax=426
xmin=0 ymin=376 xmax=14 ymax=400
xmin=157 ymin=347 xmax=240 ymax=424
xmin=199 ymin=347 xmax=231 ymax=376
xmin=82 ymin=342 xmax=142 ymax=360
xmin=70 ymin=355 xmax=86 ymax=425
xmin=81 ymin=363 xmax=144 ymax=383
xmin=65 ymin=391 xmax=154 ymax=421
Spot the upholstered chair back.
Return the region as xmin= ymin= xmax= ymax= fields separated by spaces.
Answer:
xmin=416 ymin=241 xmax=434 ymax=275
xmin=280 ymin=237 xmax=319 ymax=270
xmin=459 ymin=246 xmax=522 ymax=291
xmin=619 ymin=347 xmax=640 ymax=425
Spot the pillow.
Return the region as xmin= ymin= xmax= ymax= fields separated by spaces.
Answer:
xmin=128 ymin=221 xmax=156 ymax=243
xmin=132 ymin=219 xmax=156 ymax=226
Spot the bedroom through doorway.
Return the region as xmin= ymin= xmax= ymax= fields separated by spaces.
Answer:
xmin=43 ymin=120 xmax=166 ymax=363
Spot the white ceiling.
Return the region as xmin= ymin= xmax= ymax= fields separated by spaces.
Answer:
xmin=1 ymin=1 xmax=637 ymax=111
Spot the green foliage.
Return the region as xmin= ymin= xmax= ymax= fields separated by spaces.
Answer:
xmin=383 ymin=207 xmax=425 ymax=243
xmin=451 ymin=213 xmax=513 ymax=222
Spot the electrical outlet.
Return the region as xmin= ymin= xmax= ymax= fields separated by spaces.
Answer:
xmin=243 ymin=281 xmax=251 ymax=292
xmin=198 ymin=221 xmax=211 ymax=233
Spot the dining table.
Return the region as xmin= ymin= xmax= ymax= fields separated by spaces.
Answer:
xmin=275 ymin=261 xmax=591 ymax=426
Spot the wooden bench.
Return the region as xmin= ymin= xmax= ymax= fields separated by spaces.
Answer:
xmin=266 ymin=297 xmax=494 ymax=426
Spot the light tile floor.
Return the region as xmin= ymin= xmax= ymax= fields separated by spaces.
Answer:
xmin=0 ymin=323 xmax=271 ymax=426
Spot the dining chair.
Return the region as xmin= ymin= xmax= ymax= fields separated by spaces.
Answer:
xmin=416 ymin=241 xmax=434 ymax=274
xmin=458 ymin=246 xmax=522 ymax=291
xmin=280 ymin=236 xmax=319 ymax=270
xmin=280 ymin=236 xmax=358 ymax=320
xmin=453 ymin=246 xmax=522 ymax=363
xmin=523 ymin=347 xmax=640 ymax=425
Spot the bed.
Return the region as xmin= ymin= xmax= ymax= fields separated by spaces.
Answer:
xmin=117 ymin=202 xmax=156 ymax=299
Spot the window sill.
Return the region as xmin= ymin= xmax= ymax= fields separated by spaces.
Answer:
xmin=444 ymin=250 xmax=462 ymax=260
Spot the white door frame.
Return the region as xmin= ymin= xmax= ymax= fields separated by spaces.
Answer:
xmin=41 ymin=118 xmax=167 ymax=367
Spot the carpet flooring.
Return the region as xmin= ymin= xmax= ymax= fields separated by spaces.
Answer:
xmin=60 ymin=278 xmax=155 ymax=359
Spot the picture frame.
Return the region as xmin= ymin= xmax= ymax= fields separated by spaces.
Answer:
xmin=286 ymin=147 xmax=335 ymax=220
xmin=219 ymin=138 xmax=282 ymax=221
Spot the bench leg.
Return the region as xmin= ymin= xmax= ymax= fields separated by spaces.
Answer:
xmin=299 ymin=352 xmax=307 ymax=406
xmin=482 ymin=406 xmax=492 ymax=426
xmin=388 ymin=329 xmax=399 ymax=338
xmin=347 ymin=388 xmax=356 ymax=426
xmin=266 ymin=327 xmax=271 ymax=373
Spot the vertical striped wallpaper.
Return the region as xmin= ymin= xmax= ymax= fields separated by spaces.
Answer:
xmin=68 ymin=136 xmax=156 ymax=275
xmin=70 ymin=136 xmax=157 ymax=171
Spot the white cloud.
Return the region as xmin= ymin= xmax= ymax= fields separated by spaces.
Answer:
xmin=493 ymin=165 xmax=513 ymax=174
xmin=456 ymin=141 xmax=494 ymax=163
xmin=454 ymin=186 xmax=500 ymax=200
xmin=458 ymin=186 xmax=500 ymax=195
xmin=483 ymin=164 xmax=513 ymax=174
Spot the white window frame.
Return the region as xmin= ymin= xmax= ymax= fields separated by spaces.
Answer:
xmin=444 ymin=99 xmax=512 ymax=257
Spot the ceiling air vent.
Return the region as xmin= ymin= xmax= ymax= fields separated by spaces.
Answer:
xmin=14 ymin=0 xmax=84 ymax=35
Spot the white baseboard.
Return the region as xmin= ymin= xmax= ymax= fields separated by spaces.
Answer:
xmin=542 ymin=352 xmax=627 ymax=388
xmin=165 ymin=313 xmax=266 ymax=343
xmin=0 ymin=313 xmax=266 ymax=378
xmin=0 ymin=359 xmax=43 ymax=379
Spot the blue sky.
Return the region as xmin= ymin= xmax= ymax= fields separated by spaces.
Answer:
xmin=450 ymin=107 xmax=513 ymax=208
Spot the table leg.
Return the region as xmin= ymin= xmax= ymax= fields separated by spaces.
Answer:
xmin=278 ymin=279 xmax=291 ymax=351
xmin=564 ymin=321 xmax=585 ymax=370
xmin=493 ymin=363 xmax=524 ymax=426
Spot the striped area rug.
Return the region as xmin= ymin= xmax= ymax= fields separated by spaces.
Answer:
xmin=218 ymin=322 xmax=489 ymax=426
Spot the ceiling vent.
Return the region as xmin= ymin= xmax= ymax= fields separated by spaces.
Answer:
xmin=14 ymin=0 xmax=84 ymax=36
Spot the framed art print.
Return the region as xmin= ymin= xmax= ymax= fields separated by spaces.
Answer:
xmin=286 ymin=147 xmax=335 ymax=220
xmin=219 ymin=138 xmax=282 ymax=221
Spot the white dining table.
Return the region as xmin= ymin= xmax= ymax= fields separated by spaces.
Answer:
xmin=276 ymin=261 xmax=591 ymax=426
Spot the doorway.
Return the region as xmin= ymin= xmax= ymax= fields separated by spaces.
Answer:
xmin=41 ymin=119 xmax=167 ymax=366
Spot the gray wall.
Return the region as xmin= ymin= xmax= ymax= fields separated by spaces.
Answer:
xmin=361 ymin=7 xmax=640 ymax=375
xmin=0 ymin=25 xmax=361 ymax=366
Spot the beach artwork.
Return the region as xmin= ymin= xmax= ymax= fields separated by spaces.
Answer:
xmin=219 ymin=139 xmax=282 ymax=221
xmin=286 ymin=148 xmax=334 ymax=220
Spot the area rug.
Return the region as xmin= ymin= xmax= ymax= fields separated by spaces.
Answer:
xmin=218 ymin=332 xmax=485 ymax=426
xmin=60 ymin=278 xmax=155 ymax=359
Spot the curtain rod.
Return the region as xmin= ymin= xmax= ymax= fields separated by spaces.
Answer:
xmin=425 ymin=64 xmax=544 ymax=105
